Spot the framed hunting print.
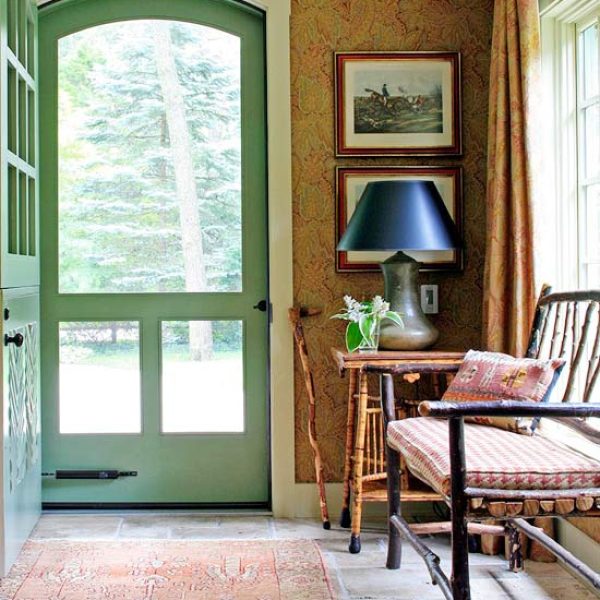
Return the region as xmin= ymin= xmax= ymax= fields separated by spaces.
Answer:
xmin=336 ymin=165 xmax=464 ymax=272
xmin=335 ymin=52 xmax=462 ymax=156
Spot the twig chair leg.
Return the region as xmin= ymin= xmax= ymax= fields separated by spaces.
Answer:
xmin=506 ymin=523 xmax=524 ymax=572
xmin=383 ymin=373 xmax=402 ymax=569
xmin=340 ymin=369 xmax=357 ymax=529
xmin=449 ymin=417 xmax=471 ymax=600
xmin=386 ymin=444 xmax=402 ymax=568
xmin=349 ymin=371 xmax=369 ymax=553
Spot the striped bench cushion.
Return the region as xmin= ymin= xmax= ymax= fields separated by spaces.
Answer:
xmin=387 ymin=417 xmax=600 ymax=496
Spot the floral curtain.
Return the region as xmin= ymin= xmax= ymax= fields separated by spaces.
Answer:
xmin=482 ymin=0 xmax=542 ymax=356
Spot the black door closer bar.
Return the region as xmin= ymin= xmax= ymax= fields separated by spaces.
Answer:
xmin=42 ymin=470 xmax=138 ymax=480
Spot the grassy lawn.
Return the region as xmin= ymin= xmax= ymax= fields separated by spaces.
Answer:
xmin=62 ymin=344 xmax=242 ymax=368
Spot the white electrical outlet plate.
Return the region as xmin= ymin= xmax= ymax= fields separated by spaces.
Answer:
xmin=421 ymin=285 xmax=439 ymax=314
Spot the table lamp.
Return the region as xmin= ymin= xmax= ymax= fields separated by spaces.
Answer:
xmin=337 ymin=180 xmax=461 ymax=350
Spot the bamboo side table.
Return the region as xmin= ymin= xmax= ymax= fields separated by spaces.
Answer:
xmin=331 ymin=348 xmax=465 ymax=553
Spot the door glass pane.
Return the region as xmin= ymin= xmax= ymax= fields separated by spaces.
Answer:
xmin=59 ymin=321 xmax=141 ymax=433
xmin=58 ymin=20 xmax=242 ymax=294
xmin=161 ymin=321 xmax=243 ymax=433
xmin=28 ymin=88 xmax=35 ymax=165
xmin=19 ymin=171 xmax=27 ymax=254
xmin=7 ymin=0 xmax=17 ymax=53
xmin=8 ymin=65 xmax=17 ymax=153
xmin=28 ymin=177 xmax=35 ymax=256
xmin=8 ymin=166 xmax=17 ymax=255
xmin=18 ymin=77 xmax=27 ymax=160
xmin=17 ymin=0 xmax=26 ymax=62
xmin=27 ymin=12 xmax=35 ymax=76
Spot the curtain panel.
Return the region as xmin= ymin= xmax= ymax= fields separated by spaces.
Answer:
xmin=483 ymin=0 xmax=542 ymax=356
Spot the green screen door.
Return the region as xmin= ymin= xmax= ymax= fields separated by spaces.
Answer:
xmin=39 ymin=0 xmax=269 ymax=505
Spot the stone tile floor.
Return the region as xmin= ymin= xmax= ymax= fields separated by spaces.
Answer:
xmin=29 ymin=514 xmax=597 ymax=599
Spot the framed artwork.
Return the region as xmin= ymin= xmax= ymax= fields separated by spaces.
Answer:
xmin=335 ymin=52 xmax=462 ymax=156
xmin=336 ymin=165 xmax=464 ymax=272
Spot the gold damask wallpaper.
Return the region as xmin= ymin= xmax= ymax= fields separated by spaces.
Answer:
xmin=290 ymin=0 xmax=494 ymax=482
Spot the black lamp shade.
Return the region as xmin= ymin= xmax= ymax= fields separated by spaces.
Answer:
xmin=337 ymin=180 xmax=461 ymax=252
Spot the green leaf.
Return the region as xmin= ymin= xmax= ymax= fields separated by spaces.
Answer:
xmin=383 ymin=311 xmax=404 ymax=328
xmin=358 ymin=314 xmax=374 ymax=341
xmin=345 ymin=322 xmax=362 ymax=352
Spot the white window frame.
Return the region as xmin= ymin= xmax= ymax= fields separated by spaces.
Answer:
xmin=575 ymin=13 xmax=600 ymax=286
xmin=541 ymin=0 xmax=600 ymax=291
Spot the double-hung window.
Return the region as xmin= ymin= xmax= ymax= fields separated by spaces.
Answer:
xmin=540 ymin=1 xmax=600 ymax=456
xmin=577 ymin=16 xmax=599 ymax=287
xmin=541 ymin=0 xmax=600 ymax=290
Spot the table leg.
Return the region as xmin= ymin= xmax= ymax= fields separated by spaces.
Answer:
xmin=349 ymin=371 xmax=369 ymax=554
xmin=340 ymin=368 xmax=357 ymax=528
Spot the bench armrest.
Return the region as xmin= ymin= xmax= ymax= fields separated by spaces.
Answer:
xmin=419 ymin=400 xmax=600 ymax=419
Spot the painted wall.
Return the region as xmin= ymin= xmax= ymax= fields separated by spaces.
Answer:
xmin=290 ymin=0 xmax=494 ymax=482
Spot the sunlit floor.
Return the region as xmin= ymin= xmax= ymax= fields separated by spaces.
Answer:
xmin=28 ymin=514 xmax=597 ymax=599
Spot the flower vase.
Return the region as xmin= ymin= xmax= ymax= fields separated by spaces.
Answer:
xmin=357 ymin=323 xmax=381 ymax=353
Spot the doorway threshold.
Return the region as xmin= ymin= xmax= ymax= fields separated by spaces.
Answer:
xmin=42 ymin=502 xmax=272 ymax=515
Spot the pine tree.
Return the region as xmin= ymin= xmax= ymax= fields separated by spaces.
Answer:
xmin=59 ymin=20 xmax=243 ymax=358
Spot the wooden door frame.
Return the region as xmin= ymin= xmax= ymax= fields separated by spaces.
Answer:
xmin=252 ymin=0 xmax=335 ymax=519
xmin=245 ymin=0 xmax=295 ymax=518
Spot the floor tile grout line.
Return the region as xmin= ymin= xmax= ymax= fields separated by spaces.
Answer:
xmin=114 ymin=517 xmax=125 ymax=539
xmin=267 ymin=517 xmax=277 ymax=539
xmin=319 ymin=544 xmax=352 ymax=600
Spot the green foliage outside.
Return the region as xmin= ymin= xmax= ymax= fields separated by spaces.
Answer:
xmin=60 ymin=321 xmax=242 ymax=366
xmin=57 ymin=20 xmax=245 ymax=357
xmin=58 ymin=20 xmax=242 ymax=295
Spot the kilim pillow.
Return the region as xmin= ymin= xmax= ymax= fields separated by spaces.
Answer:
xmin=441 ymin=350 xmax=565 ymax=434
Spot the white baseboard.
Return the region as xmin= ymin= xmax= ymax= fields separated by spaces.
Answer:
xmin=556 ymin=519 xmax=600 ymax=572
xmin=279 ymin=482 xmax=439 ymax=521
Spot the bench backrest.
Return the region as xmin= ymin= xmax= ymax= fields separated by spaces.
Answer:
xmin=526 ymin=287 xmax=600 ymax=404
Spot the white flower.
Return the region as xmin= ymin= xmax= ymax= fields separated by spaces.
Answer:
xmin=334 ymin=294 xmax=400 ymax=325
xmin=342 ymin=295 xmax=361 ymax=321
xmin=372 ymin=295 xmax=391 ymax=318
xmin=332 ymin=294 xmax=403 ymax=351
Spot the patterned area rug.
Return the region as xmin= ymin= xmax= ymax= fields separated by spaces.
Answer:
xmin=0 ymin=539 xmax=336 ymax=599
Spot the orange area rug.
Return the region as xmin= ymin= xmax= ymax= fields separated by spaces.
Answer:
xmin=0 ymin=539 xmax=336 ymax=599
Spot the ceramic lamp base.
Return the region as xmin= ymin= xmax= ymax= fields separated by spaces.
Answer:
xmin=378 ymin=252 xmax=439 ymax=350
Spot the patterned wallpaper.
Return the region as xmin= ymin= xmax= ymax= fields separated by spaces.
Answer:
xmin=290 ymin=0 xmax=494 ymax=482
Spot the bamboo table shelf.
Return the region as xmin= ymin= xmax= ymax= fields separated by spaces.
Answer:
xmin=331 ymin=348 xmax=465 ymax=553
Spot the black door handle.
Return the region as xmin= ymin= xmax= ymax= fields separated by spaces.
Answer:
xmin=253 ymin=299 xmax=268 ymax=312
xmin=4 ymin=333 xmax=24 ymax=347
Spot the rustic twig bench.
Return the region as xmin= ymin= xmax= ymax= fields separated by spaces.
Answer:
xmin=378 ymin=287 xmax=600 ymax=599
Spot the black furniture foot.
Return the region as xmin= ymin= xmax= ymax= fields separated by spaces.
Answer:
xmin=340 ymin=508 xmax=351 ymax=528
xmin=349 ymin=534 xmax=361 ymax=554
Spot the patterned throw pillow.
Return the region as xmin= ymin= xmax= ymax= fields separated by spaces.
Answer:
xmin=441 ymin=350 xmax=565 ymax=434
